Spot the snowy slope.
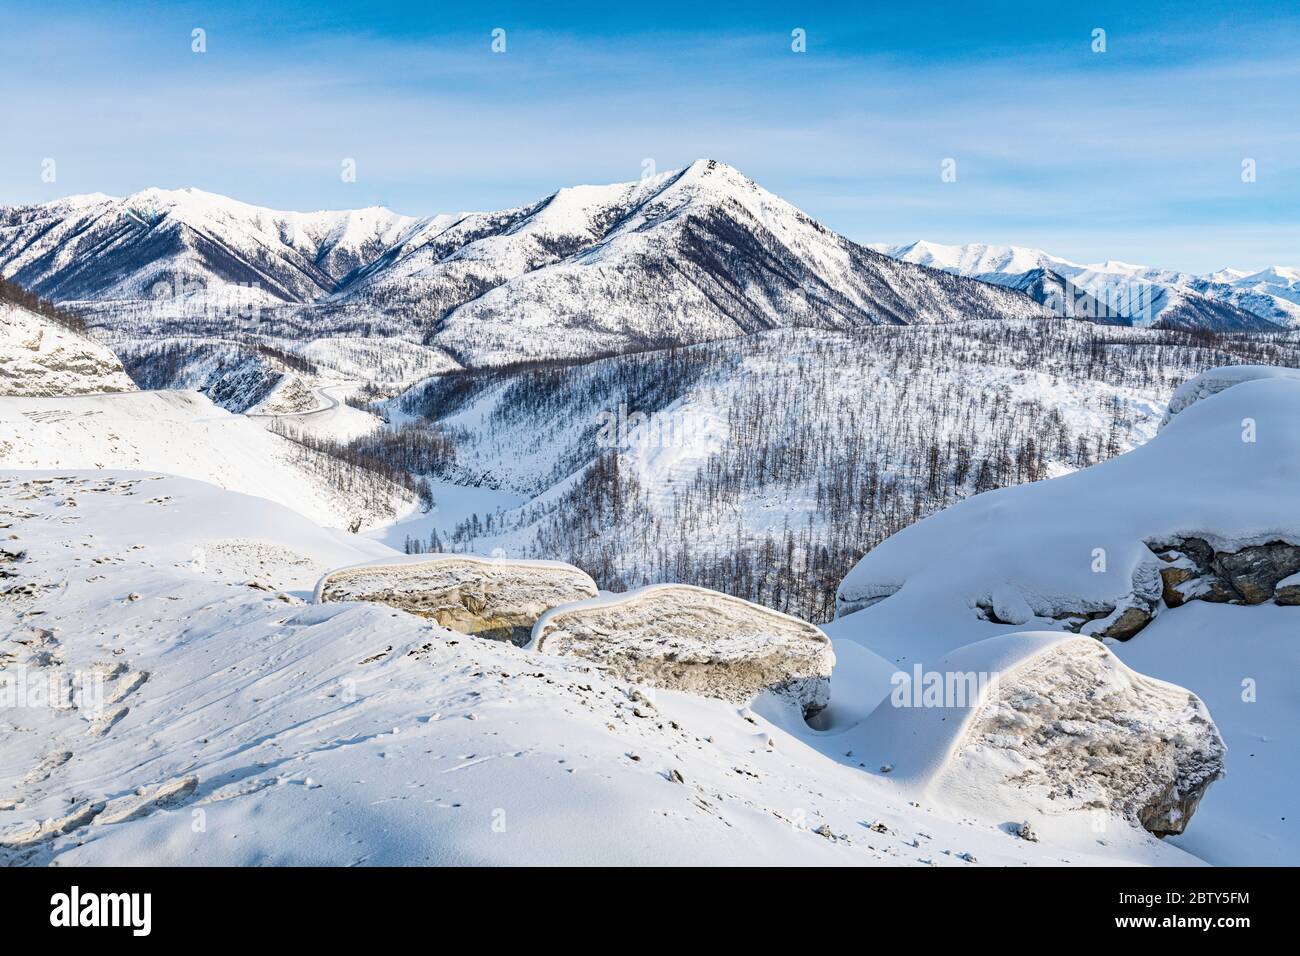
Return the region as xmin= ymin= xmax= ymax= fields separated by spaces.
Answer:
xmin=0 ymin=470 xmax=1199 ymax=866
xmin=878 ymin=240 xmax=1287 ymax=331
xmin=831 ymin=367 xmax=1300 ymax=864
xmin=0 ymin=301 xmax=135 ymax=397
xmin=0 ymin=390 xmax=411 ymax=531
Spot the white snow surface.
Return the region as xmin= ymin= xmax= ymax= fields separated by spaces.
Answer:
xmin=0 ymin=390 xmax=411 ymax=531
xmin=0 ymin=470 xmax=1199 ymax=865
xmin=1160 ymin=364 xmax=1300 ymax=428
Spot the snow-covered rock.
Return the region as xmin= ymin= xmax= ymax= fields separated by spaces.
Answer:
xmin=316 ymin=554 xmax=598 ymax=645
xmin=857 ymin=633 xmax=1224 ymax=836
xmin=1276 ymin=571 xmax=1300 ymax=605
xmin=837 ymin=369 xmax=1300 ymax=634
xmin=531 ymin=583 xmax=835 ymax=716
xmin=1160 ymin=364 xmax=1300 ymax=428
xmin=0 ymin=302 xmax=135 ymax=397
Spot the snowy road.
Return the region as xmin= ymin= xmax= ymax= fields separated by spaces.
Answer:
xmin=248 ymin=380 xmax=382 ymax=443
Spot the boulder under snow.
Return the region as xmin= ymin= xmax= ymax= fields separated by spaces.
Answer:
xmin=530 ymin=583 xmax=835 ymax=716
xmin=858 ymin=633 xmax=1225 ymax=837
xmin=836 ymin=367 xmax=1300 ymax=642
xmin=315 ymin=554 xmax=599 ymax=645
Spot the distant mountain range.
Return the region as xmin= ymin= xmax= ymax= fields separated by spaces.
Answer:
xmin=2 ymin=161 xmax=1047 ymax=369
xmin=3 ymin=164 xmax=1294 ymax=384
xmin=871 ymin=240 xmax=1298 ymax=331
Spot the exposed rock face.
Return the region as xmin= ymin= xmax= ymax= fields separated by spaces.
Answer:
xmin=1152 ymin=537 xmax=1300 ymax=608
xmin=0 ymin=303 xmax=135 ymax=397
xmin=953 ymin=637 xmax=1225 ymax=837
xmin=531 ymin=584 xmax=835 ymax=716
xmin=1037 ymin=538 xmax=1300 ymax=642
xmin=316 ymin=556 xmax=599 ymax=645
xmin=1215 ymin=543 xmax=1300 ymax=604
xmin=1276 ymin=574 xmax=1300 ymax=606
xmin=1099 ymin=605 xmax=1153 ymax=641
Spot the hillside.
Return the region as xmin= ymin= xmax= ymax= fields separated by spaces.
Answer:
xmin=373 ymin=319 xmax=1300 ymax=620
xmin=0 ymin=390 xmax=412 ymax=531
xmin=0 ymin=281 xmax=135 ymax=397
xmin=0 ymin=470 xmax=1204 ymax=866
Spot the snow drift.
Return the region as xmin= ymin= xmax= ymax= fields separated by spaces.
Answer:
xmin=1160 ymin=364 xmax=1300 ymax=428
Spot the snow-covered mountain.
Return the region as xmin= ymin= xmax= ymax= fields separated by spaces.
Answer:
xmin=2 ymin=163 xmax=1047 ymax=371
xmin=0 ymin=283 xmax=135 ymax=397
xmin=328 ymin=160 xmax=1047 ymax=366
xmin=874 ymin=240 xmax=1292 ymax=331
xmin=1187 ymin=265 xmax=1300 ymax=328
xmin=0 ymin=188 xmax=419 ymax=307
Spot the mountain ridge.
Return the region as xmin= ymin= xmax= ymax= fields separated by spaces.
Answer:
xmin=2 ymin=161 xmax=1049 ymax=368
xmin=874 ymin=239 xmax=1296 ymax=330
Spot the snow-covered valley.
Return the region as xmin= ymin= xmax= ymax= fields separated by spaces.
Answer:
xmin=382 ymin=319 xmax=1300 ymax=621
xmin=2 ymin=169 xmax=1298 ymax=870
xmin=2 ymin=325 xmax=1297 ymax=864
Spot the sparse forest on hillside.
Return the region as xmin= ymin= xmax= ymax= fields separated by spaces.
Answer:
xmin=383 ymin=319 xmax=1300 ymax=621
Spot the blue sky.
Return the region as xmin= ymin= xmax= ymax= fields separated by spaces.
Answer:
xmin=3 ymin=0 xmax=1297 ymax=272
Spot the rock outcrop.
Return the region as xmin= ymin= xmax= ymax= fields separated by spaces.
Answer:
xmin=1276 ymin=573 xmax=1300 ymax=606
xmin=957 ymin=637 xmax=1224 ymax=836
xmin=0 ymin=302 xmax=135 ymax=397
xmin=985 ymin=537 xmax=1300 ymax=644
xmin=315 ymin=555 xmax=599 ymax=645
xmin=530 ymin=584 xmax=835 ymax=716
xmin=1152 ymin=537 xmax=1300 ymax=609
xmin=864 ymin=633 xmax=1225 ymax=838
